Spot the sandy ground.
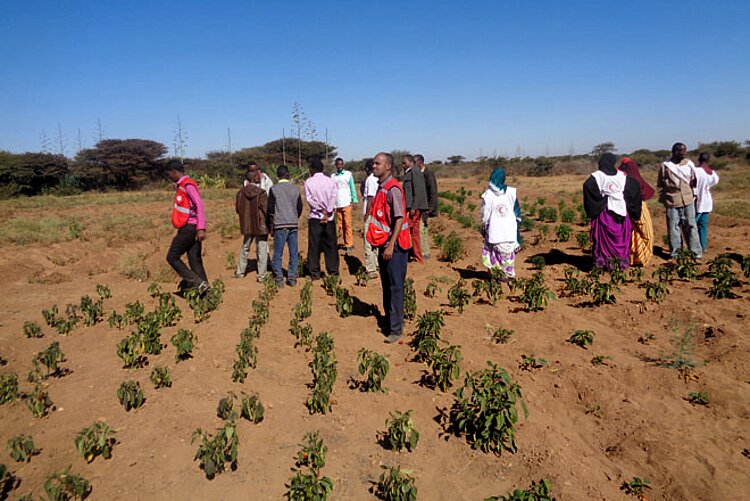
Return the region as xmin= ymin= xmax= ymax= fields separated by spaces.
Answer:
xmin=1 ymin=172 xmax=749 ymax=500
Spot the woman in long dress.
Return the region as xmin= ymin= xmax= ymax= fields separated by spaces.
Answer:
xmin=481 ymin=167 xmax=521 ymax=277
xmin=619 ymin=157 xmax=655 ymax=266
xmin=583 ymin=153 xmax=642 ymax=270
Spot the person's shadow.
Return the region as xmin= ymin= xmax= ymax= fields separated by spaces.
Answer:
xmin=528 ymin=249 xmax=593 ymax=272
xmin=344 ymin=254 xmax=363 ymax=276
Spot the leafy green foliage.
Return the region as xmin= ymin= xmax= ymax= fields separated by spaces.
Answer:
xmin=555 ymin=224 xmax=571 ymax=242
xmin=124 ymin=301 xmax=145 ymax=324
xmin=519 ymin=273 xmax=555 ymax=312
xmin=357 ymin=349 xmax=390 ymax=393
xmin=562 ymin=267 xmax=592 ymax=296
xmin=706 ymin=255 xmax=740 ymax=299
xmin=687 ymin=390 xmax=710 ymax=406
xmin=403 ymin=278 xmax=417 ymax=321
xmin=659 ymin=326 xmax=701 ymax=371
xmin=575 ymin=231 xmax=590 ymax=250
xmin=674 ymin=248 xmax=698 ymax=280
xmin=79 ymin=295 xmax=104 ymax=326
xmin=171 ymin=329 xmax=196 ymax=362
xmin=384 ymin=410 xmax=419 ymax=452
xmin=240 ymin=392 xmax=265 ymax=424
xmin=0 ymin=463 xmax=13 ymax=499
xmin=620 ymin=477 xmax=651 ymax=496
xmin=652 ymin=264 xmax=674 ymax=283
xmin=411 ymin=310 xmax=444 ymax=362
xmin=528 ymin=255 xmax=545 ymax=270
xmin=518 ymin=354 xmax=547 ymax=371
xmin=628 ymin=266 xmax=643 ymax=282
xmin=448 ymin=279 xmax=471 ymax=314
xmin=423 ymin=281 xmax=440 ymax=298
xmin=288 ymin=431 xmax=333 ymax=500
xmin=538 ymin=206 xmax=557 ymax=222
xmin=334 ymin=287 xmax=353 ymax=318
xmin=25 ymin=385 xmax=53 ymax=418
xmin=32 ymin=341 xmax=66 ymax=379
xmin=117 ymin=380 xmax=144 ymax=411
xmin=185 ymin=278 xmax=225 ymax=322
xmin=307 ymin=333 xmax=337 ymax=415
xmin=44 ymin=466 xmax=91 ymax=501
xmin=23 ymin=321 xmax=43 ymax=338
xmin=296 ymin=431 xmax=327 ymax=472
xmin=6 ymin=435 xmax=37 ymax=463
xmin=107 ymin=311 xmax=126 ymax=330
xmin=560 ymin=207 xmax=576 ymax=224
xmin=375 ymin=465 xmax=417 ymax=501
xmin=590 ymin=279 xmax=619 ymax=305
xmin=484 ymin=478 xmax=554 ymax=501
xmin=116 ymin=332 xmax=146 ymax=368
xmin=192 ymin=421 xmax=239 ymax=479
xmin=644 ymin=281 xmax=668 ymax=303
xmin=441 ymin=231 xmax=465 ymax=263
xmin=491 ymin=328 xmax=514 ymax=344
xmin=150 ymin=366 xmax=172 ymax=389
xmin=428 ymin=342 xmax=462 ymax=391
xmin=590 ymin=355 xmax=613 ymax=366
xmin=355 ymin=266 xmax=370 ymax=287
xmin=449 ymin=361 xmax=528 ymax=455
xmin=75 ymin=422 xmax=116 ymax=463
xmin=322 ymin=274 xmax=340 ymax=296
xmin=568 ymin=330 xmax=594 ymax=348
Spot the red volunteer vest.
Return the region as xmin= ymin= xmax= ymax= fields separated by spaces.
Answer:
xmin=366 ymin=177 xmax=411 ymax=249
xmin=172 ymin=177 xmax=198 ymax=228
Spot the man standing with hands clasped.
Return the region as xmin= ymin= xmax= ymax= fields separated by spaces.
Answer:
xmin=367 ymin=152 xmax=411 ymax=343
xmin=401 ymin=154 xmax=429 ymax=263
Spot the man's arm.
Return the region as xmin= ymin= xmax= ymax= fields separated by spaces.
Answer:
xmin=383 ymin=216 xmax=403 ymax=260
xmin=348 ymin=173 xmax=359 ymax=205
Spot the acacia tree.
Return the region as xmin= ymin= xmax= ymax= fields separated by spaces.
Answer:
xmin=447 ymin=155 xmax=465 ymax=165
xmin=73 ymin=139 xmax=167 ymax=189
xmin=0 ymin=151 xmax=69 ymax=197
xmin=590 ymin=142 xmax=616 ymax=157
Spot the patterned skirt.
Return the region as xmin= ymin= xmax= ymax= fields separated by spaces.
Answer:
xmin=482 ymin=241 xmax=516 ymax=277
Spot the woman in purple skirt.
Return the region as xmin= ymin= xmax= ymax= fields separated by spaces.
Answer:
xmin=583 ymin=153 xmax=642 ymax=270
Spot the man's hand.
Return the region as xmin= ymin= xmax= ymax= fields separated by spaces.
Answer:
xmin=383 ymin=244 xmax=394 ymax=260
xmin=196 ymin=229 xmax=207 ymax=242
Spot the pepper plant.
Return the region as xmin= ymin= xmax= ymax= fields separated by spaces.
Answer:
xmin=192 ymin=421 xmax=239 ymax=480
xmin=568 ymin=330 xmax=594 ymax=348
xmin=484 ymin=478 xmax=553 ymax=501
xmin=75 ymin=422 xmax=116 ymax=463
xmin=375 ymin=465 xmax=417 ymax=501
xmin=448 ymin=279 xmax=471 ymax=314
xmin=25 ymin=385 xmax=54 ymax=418
xmin=6 ymin=435 xmax=37 ymax=463
xmin=384 ymin=410 xmax=419 ymax=452
xmin=403 ymin=278 xmax=417 ymax=321
xmin=23 ymin=321 xmax=43 ymax=338
xmin=428 ymin=342 xmax=462 ymax=391
xmin=117 ymin=380 xmax=144 ymax=411
xmin=44 ymin=467 xmax=91 ymax=501
xmin=1 ymin=374 xmax=19 ymax=405
xmin=150 ymin=366 xmax=172 ymax=389
xmin=171 ymin=329 xmax=196 ymax=362
xmin=356 ymin=348 xmax=390 ymax=393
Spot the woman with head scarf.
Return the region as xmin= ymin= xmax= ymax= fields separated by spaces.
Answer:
xmin=480 ymin=167 xmax=522 ymax=277
xmin=619 ymin=157 xmax=655 ymax=266
xmin=583 ymin=153 xmax=642 ymax=269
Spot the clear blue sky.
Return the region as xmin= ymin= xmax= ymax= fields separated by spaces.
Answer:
xmin=1 ymin=0 xmax=748 ymax=161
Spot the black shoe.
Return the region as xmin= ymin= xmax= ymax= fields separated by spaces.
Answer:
xmin=286 ymin=279 xmax=297 ymax=287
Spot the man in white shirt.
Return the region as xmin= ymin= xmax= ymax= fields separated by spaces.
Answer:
xmin=362 ymin=159 xmax=380 ymax=278
xmin=331 ymin=158 xmax=358 ymax=254
xmin=244 ymin=161 xmax=273 ymax=194
xmin=694 ymin=152 xmax=720 ymax=253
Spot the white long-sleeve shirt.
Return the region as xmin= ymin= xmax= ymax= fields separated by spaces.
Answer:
xmin=694 ymin=167 xmax=719 ymax=213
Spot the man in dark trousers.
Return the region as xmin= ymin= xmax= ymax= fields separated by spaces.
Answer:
xmin=269 ymin=165 xmax=303 ymax=287
xmin=366 ymin=152 xmax=411 ymax=343
xmin=401 ymin=154 xmax=429 ymax=263
xmin=304 ymin=157 xmax=339 ymax=279
xmin=164 ymin=159 xmax=209 ymax=294
xmin=415 ymin=154 xmax=438 ymax=259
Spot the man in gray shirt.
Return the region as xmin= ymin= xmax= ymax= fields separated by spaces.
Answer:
xmin=268 ymin=165 xmax=303 ymax=287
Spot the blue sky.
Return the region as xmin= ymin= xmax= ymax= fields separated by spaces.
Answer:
xmin=1 ymin=0 xmax=748 ymax=161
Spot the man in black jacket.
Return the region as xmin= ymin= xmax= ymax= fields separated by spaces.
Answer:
xmin=415 ymin=154 xmax=437 ymax=259
xmin=401 ymin=154 xmax=429 ymax=263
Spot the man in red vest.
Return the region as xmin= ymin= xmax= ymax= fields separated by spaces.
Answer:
xmin=164 ymin=159 xmax=209 ymax=294
xmin=366 ymin=152 xmax=411 ymax=343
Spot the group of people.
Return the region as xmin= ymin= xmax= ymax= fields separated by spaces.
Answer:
xmin=583 ymin=142 xmax=719 ymax=270
xmin=163 ymin=153 xmax=439 ymax=344
xmin=162 ymin=142 xmax=719 ymax=345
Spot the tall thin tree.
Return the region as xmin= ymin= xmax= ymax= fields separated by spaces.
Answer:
xmin=57 ymin=122 xmax=66 ymax=156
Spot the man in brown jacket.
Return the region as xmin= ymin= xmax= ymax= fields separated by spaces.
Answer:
xmin=235 ymin=170 xmax=269 ymax=281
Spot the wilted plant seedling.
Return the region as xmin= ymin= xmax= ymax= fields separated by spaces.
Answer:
xmin=590 ymin=355 xmax=613 ymax=366
xmin=75 ymin=422 xmax=116 ymax=463
xmin=192 ymin=421 xmax=239 ymax=480
xmin=240 ymin=392 xmax=264 ymax=424
xmin=23 ymin=321 xmax=43 ymax=339
xmin=357 ymin=348 xmax=390 ymax=393
xmin=424 ymin=281 xmax=440 ymax=298
xmin=375 ymin=465 xmax=418 ymax=501
xmin=569 ymin=330 xmax=594 ymax=349
xmin=384 ymin=410 xmax=420 ymax=452
xmin=687 ymin=390 xmax=709 ymax=406
xmin=6 ymin=435 xmax=37 ymax=463
xmin=44 ymin=466 xmax=91 ymax=501
xmin=117 ymin=380 xmax=144 ymax=411
xmin=150 ymin=366 xmax=172 ymax=389
xmin=621 ymin=477 xmax=651 ymax=496
xmin=518 ymin=354 xmax=547 ymax=371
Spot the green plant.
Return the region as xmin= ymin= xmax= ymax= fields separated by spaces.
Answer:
xmin=569 ymin=330 xmax=594 ymax=348
xmin=620 ymin=477 xmax=651 ymax=496
xmin=555 ymin=224 xmax=571 ymax=242
xmin=538 ymin=206 xmax=557 ymax=222
xmin=590 ymin=355 xmax=613 ymax=366
xmin=742 ymin=255 xmax=750 ymax=278
xmin=519 ymin=274 xmax=555 ymax=312
xmin=528 ymin=255 xmax=545 ymax=270
xmin=192 ymin=421 xmax=239 ymax=479
xmin=707 ymin=258 xmax=740 ymax=299
xmin=23 ymin=321 xmax=43 ymax=338
xmin=116 ymin=332 xmax=146 ymax=368
xmin=153 ymin=293 xmax=182 ymax=327
xmin=355 ymin=266 xmax=370 ymax=287
xmin=240 ymin=392 xmax=265 ymax=424
xmin=296 ymin=431 xmax=327 ymax=472
xmin=629 ymin=266 xmax=643 ymax=282
xmin=403 ymin=278 xmax=417 ymax=321
xmin=659 ymin=326 xmax=701 ymax=371
xmin=0 ymin=462 xmax=14 ymax=499
xmin=590 ymin=280 xmax=619 ymax=305
xmin=322 ymin=274 xmax=340 ymax=296
xmin=375 ymin=465 xmax=417 ymax=501
xmin=117 ymin=380 xmax=144 ymax=411
xmin=562 ymin=267 xmax=592 ymax=296
xmin=6 ymin=435 xmax=37 ymax=463
xmin=638 ymin=332 xmax=655 ymax=344
xmin=136 ymin=314 xmax=162 ymax=355
xmin=150 ymin=366 xmax=172 ymax=388
xmin=484 ymin=478 xmax=554 ymax=501
xmin=560 ymin=207 xmax=576 ymax=224
xmin=42 ymin=304 xmax=62 ymax=329
xmin=674 ymin=247 xmax=698 ymax=280
xmin=1 ymin=374 xmax=19 ymax=404
xmin=25 ymin=385 xmax=54 ymax=418
xmin=334 ymin=287 xmax=353 ymax=318
xmin=44 ymin=466 xmax=91 ymax=500
xmin=644 ymin=281 xmax=668 ymax=303
xmin=307 ymin=332 xmax=337 ymax=415
xmin=411 ymin=310 xmax=444 ymax=362
xmin=185 ymin=278 xmax=225 ymax=322
xmin=687 ymin=389 xmax=710 ymax=406
xmin=518 ymin=354 xmax=547 ymax=371
xmin=79 ymin=295 xmax=104 ymax=326
xmin=147 ymin=282 xmax=162 ymax=297
xmin=124 ymin=300 xmax=145 ymax=324
xmin=424 ymin=281 xmax=440 ymax=298
xmin=448 ymin=280 xmax=471 ymax=314
xmin=482 ymin=268 xmax=505 ymax=305
xmin=75 ymin=422 xmax=116 ymax=463
xmin=441 ymin=231 xmax=465 ymax=263
xmin=384 ymin=410 xmax=419 ymax=452
xmin=449 ymin=361 xmax=528 ymax=455
xmin=428 ymin=343 xmax=462 ymax=391
xmin=286 ymin=469 xmax=333 ymax=500
xmin=607 ymin=258 xmax=627 ymax=285
xmin=171 ymin=329 xmax=196 ymax=362
xmin=216 ymin=393 xmax=236 ymax=420
xmin=357 ymin=348 xmax=390 ymax=393
xmin=107 ymin=311 xmax=126 ymax=329
xmin=33 ymin=341 xmax=66 ymax=378
xmin=491 ymin=325 xmax=513 ymax=344
xmin=225 ymin=251 xmax=236 ymax=271
xmin=55 ymin=304 xmax=80 ymax=335
xmin=575 ymin=231 xmax=590 ymax=250
xmin=652 ymin=265 xmax=674 ymax=283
